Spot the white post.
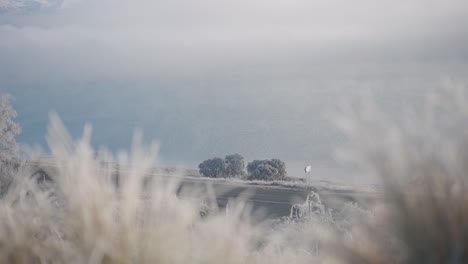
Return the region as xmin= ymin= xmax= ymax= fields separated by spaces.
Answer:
xmin=304 ymin=165 xmax=312 ymax=183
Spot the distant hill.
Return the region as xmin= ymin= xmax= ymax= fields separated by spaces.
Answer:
xmin=0 ymin=0 xmax=63 ymax=13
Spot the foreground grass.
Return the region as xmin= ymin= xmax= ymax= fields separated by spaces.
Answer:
xmin=2 ymin=87 xmax=468 ymax=263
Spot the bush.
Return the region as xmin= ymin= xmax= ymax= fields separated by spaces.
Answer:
xmin=0 ymin=94 xmax=21 ymax=196
xmin=198 ymin=154 xmax=245 ymax=178
xmin=0 ymin=94 xmax=21 ymax=158
xmin=198 ymin=157 xmax=226 ymax=178
xmin=246 ymin=159 xmax=286 ymax=181
xmin=224 ymin=154 xmax=245 ymax=177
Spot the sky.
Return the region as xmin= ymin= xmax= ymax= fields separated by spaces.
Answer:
xmin=1 ymin=0 xmax=468 ymax=182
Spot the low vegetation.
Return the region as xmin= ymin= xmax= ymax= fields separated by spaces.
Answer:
xmin=198 ymin=154 xmax=246 ymax=178
xmin=198 ymin=155 xmax=287 ymax=181
xmin=246 ymin=159 xmax=286 ymax=181
xmin=2 ymin=87 xmax=468 ymax=263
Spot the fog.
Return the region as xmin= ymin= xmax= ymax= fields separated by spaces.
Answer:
xmin=1 ymin=0 xmax=468 ymax=180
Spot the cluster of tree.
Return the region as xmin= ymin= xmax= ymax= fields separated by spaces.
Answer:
xmin=198 ymin=154 xmax=245 ymax=178
xmin=246 ymin=159 xmax=287 ymax=181
xmin=198 ymin=154 xmax=287 ymax=181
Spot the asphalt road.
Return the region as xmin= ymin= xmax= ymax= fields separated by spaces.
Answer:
xmin=26 ymin=160 xmax=375 ymax=219
xmin=177 ymin=178 xmax=375 ymax=219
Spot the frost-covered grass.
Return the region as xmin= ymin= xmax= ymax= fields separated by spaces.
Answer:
xmin=0 ymin=114 xmax=335 ymax=263
xmin=2 ymin=85 xmax=468 ymax=263
xmin=328 ymin=84 xmax=468 ymax=263
xmin=162 ymin=173 xmax=376 ymax=194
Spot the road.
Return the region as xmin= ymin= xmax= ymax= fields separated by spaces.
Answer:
xmin=177 ymin=178 xmax=375 ymax=219
xmin=26 ymin=160 xmax=375 ymax=219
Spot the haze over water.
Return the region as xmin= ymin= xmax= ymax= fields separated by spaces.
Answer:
xmin=1 ymin=0 xmax=468 ymax=182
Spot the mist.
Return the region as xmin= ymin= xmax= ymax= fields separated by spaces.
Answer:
xmin=2 ymin=2 xmax=468 ymax=261
xmin=1 ymin=0 xmax=468 ymax=180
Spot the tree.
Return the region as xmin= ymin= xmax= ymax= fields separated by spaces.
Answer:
xmin=198 ymin=157 xmax=226 ymax=178
xmin=0 ymin=94 xmax=21 ymax=159
xmin=247 ymin=159 xmax=286 ymax=181
xmin=198 ymin=154 xmax=245 ymax=178
xmin=224 ymin=154 xmax=245 ymax=177
xmin=0 ymin=94 xmax=21 ymax=196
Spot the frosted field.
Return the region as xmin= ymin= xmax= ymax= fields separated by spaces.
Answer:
xmin=26 ymin=157 xmax=375 ymax=219
xmin=26 ymin=153 xmax=376 ymax=219
xmin=1 ymin=0 xmax=468 ymax=261
xmin=2 ymin=87 xmax=468 ymax=263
